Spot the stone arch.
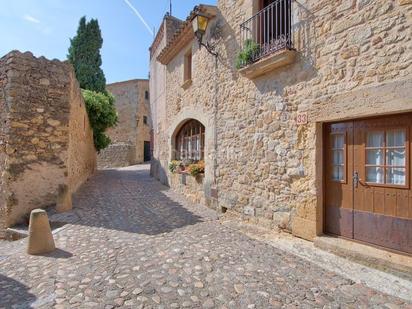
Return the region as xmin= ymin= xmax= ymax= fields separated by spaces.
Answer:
xmin=170 ymin=118 xmax=206 ymax=161
xmin=167 ymin=106 xmax=215 ymax=185
xmin=167 ymin=107 xmax=213 ymax=160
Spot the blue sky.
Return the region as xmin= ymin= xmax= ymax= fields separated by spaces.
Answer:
xmin=0 ymin=0 xmax=216 ymax=83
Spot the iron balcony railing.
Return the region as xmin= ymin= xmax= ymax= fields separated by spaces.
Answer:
xmin=239 ymin=0 xmax=294 ymax=68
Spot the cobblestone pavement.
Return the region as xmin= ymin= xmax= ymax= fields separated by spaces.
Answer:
xmin=0 ymin=165 xmax=411 ymax=309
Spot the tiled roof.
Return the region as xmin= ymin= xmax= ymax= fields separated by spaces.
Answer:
xmin=150 ymin=14 xmax=183 ymax=59
xmin=157 ymin=5 xmax=218 ymax=65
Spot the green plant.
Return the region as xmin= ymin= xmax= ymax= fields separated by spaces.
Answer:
xmin=235 ymin=39 xmax=260 ymax=69
xmin=82 ymin=90 xmax=118 ymax=152
xmin=68 ymin=17 xmax=106 ymax=93
xmin=68 ymin=17 xmax=118 ymax=151
xmin=168 ymin=160 xmax=182 ymax=173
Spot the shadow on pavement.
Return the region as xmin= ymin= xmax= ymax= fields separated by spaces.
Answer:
xmin=40 ymin=248 xmax=73 ymax=259
xmin=0 ymin=274 xmax=37 ymax=308
xmin=68 ymin=167 xmax=205 ymax=235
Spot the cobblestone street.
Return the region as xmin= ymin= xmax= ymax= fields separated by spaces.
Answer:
xmin=0 ymin=165 xmax=411 ymax=309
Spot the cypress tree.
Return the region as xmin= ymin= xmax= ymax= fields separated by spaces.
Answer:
xmin=68 ymin=16 xmax=106 ymax=93
xmin=67 ymin=17 xmax=118 ymax=152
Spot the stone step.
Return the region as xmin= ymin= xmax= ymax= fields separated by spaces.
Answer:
xmin=4 ymin=220 xmax=68 ymax=242
xmin=314 ymin=235 xmax=412 ymax=279
xmin=5 ymin=227 xmax=29 ymax=241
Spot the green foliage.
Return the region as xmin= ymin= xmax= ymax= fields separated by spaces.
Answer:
xmin=68 ymin=17 xmax=118 ymax=151
xmin=82 ymin=90 xmax=118 ymax=152
xmin=235 ymin=39 xmax=261 ymax=69
xmin=168 ymin=160 xmax=205 ymax=176
xmin=168 ymin=160 xmax=182 ymax=173
xmin=68 ymin=17 xmax=106 ymax=93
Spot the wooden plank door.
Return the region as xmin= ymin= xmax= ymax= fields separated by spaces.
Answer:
xmin=324 ymin=122 xmax=354 ymax=238
xmin=353 ymin=114 xmax=412 ymax=254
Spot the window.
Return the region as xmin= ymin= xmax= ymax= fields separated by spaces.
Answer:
xmin=145 ymin=91 xmax=149 ymax=100
xmin=239 ymin=0 xmax=292 ymax=67
xmin=331 ymin=134 xmax=345 ymax=181
xmin=260 ymin=0 xmax=291 ymax=44
xmin=143 ymin=116 xmax=148 ymax=125
xmin=184 ymin=50 xmax=192 ymax=83
xmin=366 ymin=129 xmax=407 ymax=185
xmin=175 ymin=120 xmax=205 ymax=161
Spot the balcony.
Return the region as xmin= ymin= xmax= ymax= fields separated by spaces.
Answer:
xmin=238 ymin=0 xmax=296 ymax=78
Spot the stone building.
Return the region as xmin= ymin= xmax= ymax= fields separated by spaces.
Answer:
xmin=150 ymin=0 xmax=412 ymax=255
xmin=97 ymin=79 xmax=152 ymax=169
xmin=150 ymin=14 xmax=185 ymax=184
xmin=0 ymin=51 xmax=97 ymax=238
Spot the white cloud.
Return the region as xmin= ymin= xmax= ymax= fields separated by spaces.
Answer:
xmin=122 ymin=0 xmax=154 ymax=36
xmin=23 ymin=14 xmax=41 ymax=24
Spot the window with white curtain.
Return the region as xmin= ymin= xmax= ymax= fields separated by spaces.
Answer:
xmin=175 ymin=120 xmax=205 ymax=161
xmin=366 ymin=129 xmax=406 ymax=185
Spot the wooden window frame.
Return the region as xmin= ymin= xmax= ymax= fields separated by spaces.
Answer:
xmin=330 ymin=132 xmax=347 ymax=184
xmin=176 ymin=120 xmax=205 ymax=161
xmin=183 ymin=49 xmax=192 ymax=86
xmin=364 ymin=128 xmax=409 ymax=189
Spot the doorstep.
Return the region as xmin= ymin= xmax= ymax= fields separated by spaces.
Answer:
xmin=314 ymin=235 xmax=412 ymax=277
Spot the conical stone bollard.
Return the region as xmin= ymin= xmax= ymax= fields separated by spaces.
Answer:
xmin=27 ymin=209 xmax=56 ymax=255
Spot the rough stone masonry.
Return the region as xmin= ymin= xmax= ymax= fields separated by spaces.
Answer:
xmin=150 ymin=0 xmax=412 ymax=241
xmin=0 ymin=51 xmax=96 ymax=238
xmin=97 ymin=79 xmax=151 ymax=169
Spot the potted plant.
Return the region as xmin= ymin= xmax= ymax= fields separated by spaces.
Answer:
xmin=235 ymin=39 xmax=261 ymax=69
xmin=187 ymin=160 xmax=205 ymax=177
xmin=168 ymin=160 xmax=182 ymax=173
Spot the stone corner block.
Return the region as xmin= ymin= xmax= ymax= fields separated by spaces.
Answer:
xmin=56 ymin=184 xmax=72 ymax=213
xmin=27 ymin=209 xmax=55 ymax=255
xmin=291 ymin=216 xmax=316 ymax=241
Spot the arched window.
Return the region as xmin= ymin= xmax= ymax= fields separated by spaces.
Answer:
xmin=175 ymin=120 xmax=205 ymax=161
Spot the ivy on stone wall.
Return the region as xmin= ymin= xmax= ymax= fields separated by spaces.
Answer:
xmin=82 ymin=90 xmax=118 ymax=152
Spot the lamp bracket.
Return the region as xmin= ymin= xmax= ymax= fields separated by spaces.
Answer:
xmin=198 ymin=39 xmax=218 ymax=57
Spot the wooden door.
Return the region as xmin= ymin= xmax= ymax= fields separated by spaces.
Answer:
xmin=353 ymin=114 xmax=412 ymax=253
xmin=325 ymin=121 xmax=354 ymax=239
xmin=325 ymin=114 xmax=412 ymax=254
xmin=144 ymin=141 xmax=151 ymax=162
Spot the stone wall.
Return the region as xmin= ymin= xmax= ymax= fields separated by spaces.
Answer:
xmin=0 ymin=53 xmax=8 ymax=238
xmin=151 ymin=0 xmax=412 ymax=239
xmin=97 ymin=79 xmax=151 ymax=169
xmin=135 ymin=80 xmax=151 ymax=163
xmin=97 ymin=143 xmax=135 ymax=169
xmin=169 ymin=173 xmax=206 ymax=205
xmin=0 ymin=51 xmax=96 ymax=234
xmin=67 ymin=70 xmax=98 ymax=201
xmin=150 ymin=15 xmax=184 ymax=185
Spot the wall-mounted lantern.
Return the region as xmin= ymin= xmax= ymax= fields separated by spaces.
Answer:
xmin=191 ymin=12 xmax=218 ymax=57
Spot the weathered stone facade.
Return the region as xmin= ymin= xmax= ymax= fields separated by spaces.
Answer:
xmin=97 ymin=79 xmax=151 ymax=169
xmin=150 ymin=1 xmax=412 ymax=241
xmin=150 ymin=15 xmax=185 ymax=185
xmin=0 ymin=51 xmax=96 ymax=237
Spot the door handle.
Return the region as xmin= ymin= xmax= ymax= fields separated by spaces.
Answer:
xmin=353 ymin=171 xmax=359 ymax=188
